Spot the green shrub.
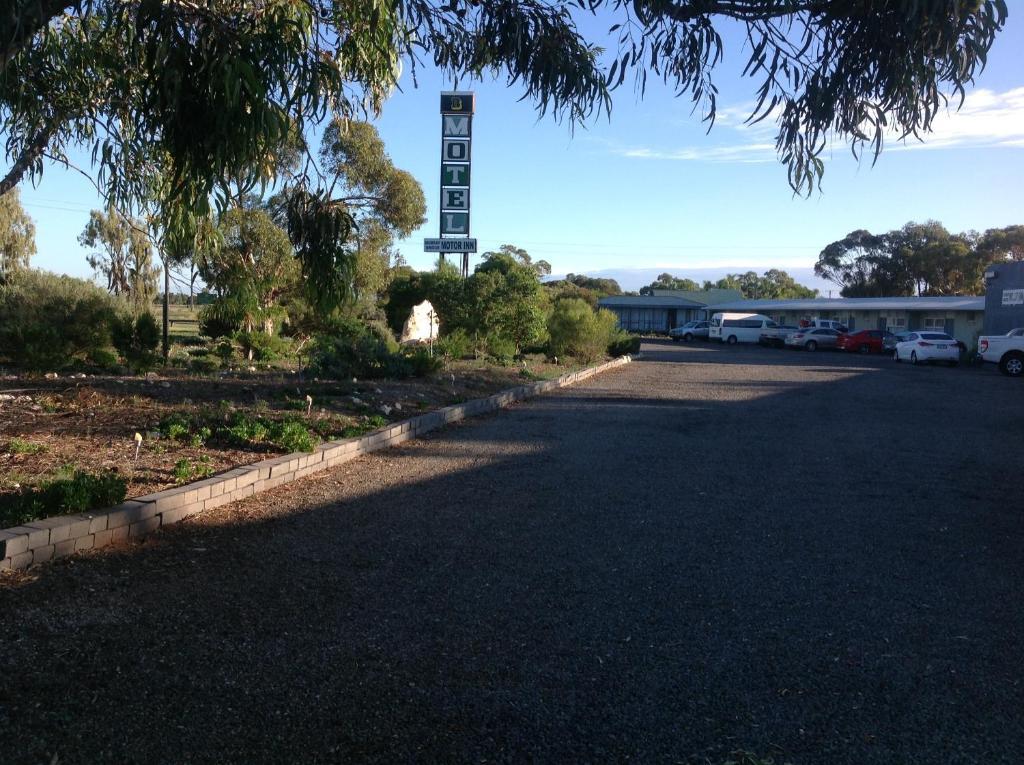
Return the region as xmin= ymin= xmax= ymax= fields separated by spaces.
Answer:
xmin=224 ymin=412 xmax=270 ymax=445
xmin=0 ymin=469 xmax=127 ymax=527
xmin=87 ymin=348 xmax=120 ymax=371
xmin=310 ymin=317 xmax=408 ymax=380
xmin=237 ymin=331 xmax=293 ymax=361
xmin=189 ymin=357 xmax=219 ymax=375
xmin=198 ymin=301 xmax=242 ymax=339
xmin=485 ymin=334 xmax=517 ymax=364
xmin=270 ymin=419 xmax=319 ymax=453
xmin=0 ymin=270 xmax=118 ymax=370
xmin=547 ymin=298 xmax=617 ymax=363
xmin=435 ymin=328 xmax=472 ymax=361
xmin=406 ymin=346 xmax=444 ymax=377
xmin=112 ymin=311 xmax=161 ymax=371
xmin=607 ymin=330 xmax=641 ymax=357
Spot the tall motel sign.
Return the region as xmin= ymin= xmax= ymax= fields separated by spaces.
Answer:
xmin=424 ymin=91 xmax=476 ymax=277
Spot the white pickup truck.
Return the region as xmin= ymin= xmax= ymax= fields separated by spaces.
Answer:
xmin=979 ymin=328 xmax=1024 ymax=377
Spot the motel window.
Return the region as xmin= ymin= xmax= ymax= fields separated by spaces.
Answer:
xmin=887 ymin=316 xmax=907 ymax=329
xmin=923 ymin=316 xmax=946 ymax=331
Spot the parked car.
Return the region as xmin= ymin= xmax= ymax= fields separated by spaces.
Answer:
xmin=758 ymin=325 xmax=799 ymax=348
xmin=978 ymin=327 xmax=1024 ymax=377
xmin=669 ymin=320 xmax=710 ymax=342
xmin=784 ymin=327 xmax=841 ymax=351
xmin=799 ymin=318 xmax=850 ymax=333
xmin=892 ymin=332 xmax=960 ymax=366
xmin=836 ymin=329 xmax=891 ymax=354
xmin=708 ymin=313 xmax=777 ymax=344
xmin=882 ymin=330 xmax=914 ymax=352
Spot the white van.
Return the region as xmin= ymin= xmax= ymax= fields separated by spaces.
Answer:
xmin=709 ymin=313 xmax=778 ymax=344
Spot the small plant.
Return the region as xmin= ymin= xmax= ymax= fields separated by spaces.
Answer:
xmin=6 ymin=437 xmax=46 ymax=455
xmin=435 ymin=329 xmax=472 ymax=361
xmin=224 ymin=412 xmax=271 ymax=445
xmin=406 ymin=346 xmax=443 ymax=377
xmin=172 ymin=456 xmax=214 ymax=483
xmin=188 ymin=427 xmax=212 ymax=448
xmin=159 ymin=412 xmax=192 ymax=441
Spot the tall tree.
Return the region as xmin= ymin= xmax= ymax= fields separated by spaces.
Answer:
xmin=0 ymin=1 xmax=1007 ymax=273
xmin=78 ymin=206 xmax=159 ymax=310
xmin=482 ymin=244 xmax=552 ymax=277
xmin=815 ymin=221 xmax=1024 ymax=297
xmin=197 ymin=206 xmax=299 ymax=339
xmin=639 ymin=273 xmax=700 ymax=294
xmin=0 ymin=186 xmax=35 ymax=279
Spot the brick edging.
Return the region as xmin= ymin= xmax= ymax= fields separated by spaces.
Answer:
xmin=0 ymin=355 xmax=634 ymax=571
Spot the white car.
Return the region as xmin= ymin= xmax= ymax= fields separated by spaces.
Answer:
xmin=892 ymin=331 xmax=960 ymax=366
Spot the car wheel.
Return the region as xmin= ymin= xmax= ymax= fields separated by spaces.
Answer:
xmin=859 ymin=344 xmax=870 ymax=354
xmin=684 ymin=333 xmax=693 ymax=342
xmin=805 ymin=340 xmax=817 ymax=351
xmin=1000 ymin=352 xmax=1024 ymax=377
xmin=727 ymin=335 xmax=738 ymax=345
xmin=911 ymin=351 xmax=919 ymax=365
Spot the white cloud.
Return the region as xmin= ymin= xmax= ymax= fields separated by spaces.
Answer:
xmin=609 ymin=87 xmax=1024 ymax=164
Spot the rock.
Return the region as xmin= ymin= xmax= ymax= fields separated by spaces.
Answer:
xmin=146 ymin=431 xmax=162 ymax=440
xmin=71 ymin=372 xmax=87 ymax=379
xmin=45 ymin=372 xmax=58 ymax=379
xmin=145 ymin=372 xmax=159 ymax=380
xmin=160 ymin=381 xmax=171 ymax=388
xmin=351 ymin=396 xmax=365 ymax=406
xmin=394 ymin=402 xmax=402 ymax=411
xmin=248 ymin=366 xmax=257 ymax=372
xmin=379 ymin=404 xmax=392 ymax=415
xmin=0 ymin=394 xmax=14 ymax=402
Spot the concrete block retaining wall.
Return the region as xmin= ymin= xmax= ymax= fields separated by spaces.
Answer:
xmin=0 ymin=355 xmax=633 ymax=572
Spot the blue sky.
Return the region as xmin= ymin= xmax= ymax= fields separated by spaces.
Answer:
xmin=15 ymin=7 xmax=1024 ymax=294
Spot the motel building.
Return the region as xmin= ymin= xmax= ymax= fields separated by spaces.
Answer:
xmin=599 ymin=293 xmax=987 ymax=349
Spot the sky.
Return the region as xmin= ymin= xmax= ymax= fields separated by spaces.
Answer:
xmin=14 ymin=7 xmax=1024 ymax=295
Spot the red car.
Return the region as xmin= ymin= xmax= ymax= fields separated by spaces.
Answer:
xmin=836 ymin=329 xmax=890 ymax=354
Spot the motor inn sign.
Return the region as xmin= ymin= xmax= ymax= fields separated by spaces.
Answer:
xmin=425 ymin=91 xmax=476 ymax=274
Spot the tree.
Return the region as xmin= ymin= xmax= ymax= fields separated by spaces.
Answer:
xmin=467 ymin=254 xmax=548 ymax=354
xmin=78 ymin=207 xmax=159 ymax=311
xmin=639 ymin=273 xmax=700 ymax=295
xmin=814 ymin=221 xmax=1023 ymax=297
xmin=0 ymin=1 xmax=1005 ymax=269
xmin=482 ymin=244 xmax=551 ymax=277
xmin=0 ymin=186 xmax=35 ymax=279
xmin=197 ymin=206 xmax=299 ymax=341
xmin=702 ymin=270 xmax=818 ymax=299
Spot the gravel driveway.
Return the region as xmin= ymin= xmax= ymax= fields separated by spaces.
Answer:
xmin=2 ymin=340 xmax=1022 ymax=764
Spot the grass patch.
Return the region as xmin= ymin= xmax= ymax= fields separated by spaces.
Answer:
xmin=6 ymin=437 xmax=47 ymax=455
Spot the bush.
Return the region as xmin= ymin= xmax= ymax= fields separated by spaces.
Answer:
xmin=0 ymin=270 xmax=118 ymax=370
xmin=309 ymin=317 xmax=408 ymax=380
xmin=236 ymin=331 xmax=293 ymax=361
xmin=172 ymin=457 xmax=214 ymax=483
xmin=547 ymin=298 xmax=617 ymax=363
xmin=485 ymin=334 xmax=517 ymax=364
xmin=87 ymin=348 xmax=120 ymax=371
xmin=270 ymin=419 xmax=319 ymax=452
xmin=112 ymin=311 xmax=161 ymax=371
xmin=435 ymin=328 xmax=472 ymax=361
xmin=607 ymin=330 xmax=641 ymax=357
xmin=0 ymin=469 xmax=127 ymax=527
xmin=198 ymin=301 xmax=242 ymax=339
xmin=405 ymin=346 xmax=444 ymax=377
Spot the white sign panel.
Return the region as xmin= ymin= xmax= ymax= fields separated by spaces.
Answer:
xmin=424 ymin=238 xmax=477 ymax=253
xmin=1003 ymin=288 xmax=1024 ymax=306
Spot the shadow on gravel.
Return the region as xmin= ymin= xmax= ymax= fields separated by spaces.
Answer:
xmin=2 ymin=343 xmax=1022 ymax=765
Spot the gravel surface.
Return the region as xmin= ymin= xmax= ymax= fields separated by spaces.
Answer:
xmin=2 ymin=340 xmax=1022 ymax=764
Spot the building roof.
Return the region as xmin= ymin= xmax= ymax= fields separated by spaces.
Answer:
xmin=598 ymin=295 xmax=706 ymax=308
xmin=651 ymin=288 xmax=745 ymax=305
xmin=704 ymin=296 xmax=985 ymax=313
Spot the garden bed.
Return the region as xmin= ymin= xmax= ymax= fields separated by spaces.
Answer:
xmin=0 ymin=356 xmax=579 ymax=527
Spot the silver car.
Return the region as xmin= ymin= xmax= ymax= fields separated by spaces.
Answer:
xmin=669 ymin=320 xmax=709 ymax=341
xmin=784 ymin=327 xmax=841 ymax=351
